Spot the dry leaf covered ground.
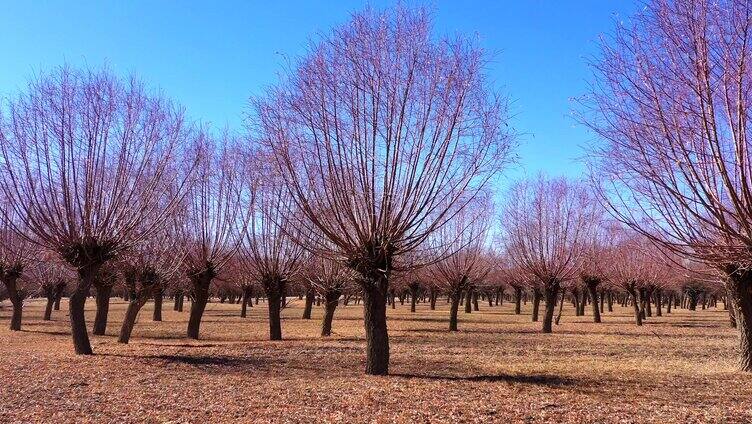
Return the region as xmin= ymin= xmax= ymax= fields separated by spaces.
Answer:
xmin=0 ymin=297 xmax=750 ymax=423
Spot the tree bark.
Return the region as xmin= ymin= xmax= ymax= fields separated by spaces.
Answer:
xmin=264 ymin=277 xmax=285 ymax=341
xmin=93 ymin=283 xmax=112 ymax=335
xmin=70 ymin=264 xmax=101 ymax=355
xmin=362 ymin=279 xmax=389 ymax=375
xmin=302 ymin=288 xmax=314 ymax=319
xmin=555 ymin=289 xmax=565 ymax=325
xmin=585 ymin=278 xmax=601 ymax=323
xmin=187 ymin=271 xmax=212 ymax=339
xmin=118 ymin=295 xmax=150 ymax=344
xmin=628 ymin=285 xmax=642 ymax=326
xmin=725 ymin=268 xmax=752 ymax=371
xmin=464 ymin=289 xmax=473 ymax=313
xmin=542 ymin=282 xmax=560 ymax=333
xmin=514 ymin=287 xmax=522 ymax=315
xmin=449 ymin=290 xmax=461 ymax=332
xmin=153 ymin=287 xmax=163 ymax=321
xmin=321 ymin=290 xmax=341 ymax=337
xmin=532 ymin=288 xmax=542 ymax=322
xmin=44 ymin=295 xmax=55 ymax=321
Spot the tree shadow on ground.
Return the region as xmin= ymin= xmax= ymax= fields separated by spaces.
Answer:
xmin=391 ymin=372 xmax=575 ymax=387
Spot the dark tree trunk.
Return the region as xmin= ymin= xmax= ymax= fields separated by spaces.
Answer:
xmin=666 ymin=293 xmax=673 ymax=314
xmin=241 ymin=286 xmax=252 ymax=318
xmin=607 ymin=291 xmax=613 ymax=312
xmin=409 ymin=285 xmax=418 ymax=313
xmin=187 ymin=271 xmax=212 ymax=339
xmin=532 ymin=289 xmax=542 ymax=322
xmin=555 ymin=289 xmax=565 ymax=325
xmin=449 ymin=290 xmax=461 ymax=332
xmin=92 ymin=283 xmax=112 ymax=336
xmin=655 ymin=289 xmax=663 ymax=317
xmin=725 ymin=267 xmax=752 ymax=371
xmin=3 ymin=276 xmax=23 ymax=331
xmin=265 ymin=278 xmax=285 ymax=341
xmin=321 ymin=290 xmax=341 ymax=337
xmin=153 ymin=287 xmax=163 ymax=321
xmin=472 ymin=291 xmax=479 ymax=311
xmin=173 ymin=291 xmax=182 ymax=311
xmin=464 ymin=289 xmax=473 ymax=313
xmin=628 ymin=285 xmax=642 ymax=326
xmin=542 ymin=282 xmax=560 ymax=333
xmin=54 ymin=294 xmax=62 ymax=310
xmin=572 ymin=288 xmax=581 ymax=316
xmin=302 ymin=288 xmax=314 ymax=319
xmin=362 ymin=279 xmax=389 ymax=375
xmin=70 ymin=264 xmax=101 ymax=355
xmin=514 ymin=287 xmax=522 ymax=315
xmin=118 ymin=295 xmax=150 ymax=344
xmin=429 ymin=288 xmax=437 ymax=310
xmin=44 ymin=296 xmax=55 ymax=321
xmin=585 ymin=278 xmax=601 ymax=323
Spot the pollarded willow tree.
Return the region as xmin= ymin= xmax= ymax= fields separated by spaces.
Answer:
xmin=0 ymin=66 xmax=194 ymax=354
xmin=426 ymin=202 xmax=493 ymax=332
xmin=253 ymin=6 xmax=514 ymax=375
xmin=180 ymin=133 xmax=251 ymax=340
xmin=0 ymin=219 xmax=36 ymax=331
xmin=582 ymin=0 xmax=752 ymax=371
xmin=501 ymin=176 xmax=598 ymax=333
xmin=238 ymin=160 xmax=306 ymax=341
xmin=118 ymin=225 xmax=184 ymax=344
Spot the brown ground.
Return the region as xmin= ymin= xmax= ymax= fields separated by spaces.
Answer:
xmin=0 ymin=296 xmax=749 ymax=423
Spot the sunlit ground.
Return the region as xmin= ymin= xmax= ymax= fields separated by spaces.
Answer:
xmin=0 ymin=296 xmax=749 ymax=423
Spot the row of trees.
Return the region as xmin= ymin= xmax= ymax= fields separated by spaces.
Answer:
xmin=2 ymin=1 xmax=751 ymax=375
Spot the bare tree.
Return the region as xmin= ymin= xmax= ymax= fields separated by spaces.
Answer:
xmin=0 ymin=216 xmax=37 ymax=331
xmin=180 ymin=133 xmax=251 ymax=339
xmin=426 ymin=203 xmax=492 ymax=331
xmin=501 ymin=176 xmax=597 ymax=333
xmin=238 ymin=160 xmax=306 ymax=341
xmin=0 ymin=66 xmax=194 ymax=353
xmin=581 ymin=0 xmax=752 ymax=371
xmin=118 ymin=226 xmax=184 ymax=344
xmin=253 ymin=6 xmax=514 ymax=375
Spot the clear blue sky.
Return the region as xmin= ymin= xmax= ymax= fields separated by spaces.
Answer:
xmin=0 ymin=0 xmax=637 ymax=182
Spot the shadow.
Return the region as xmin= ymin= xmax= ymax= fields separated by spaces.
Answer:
xmin=391 ymin=372 xmax=575 ymax=387
xmin=148 ymin=354 xmax=264 ymax=367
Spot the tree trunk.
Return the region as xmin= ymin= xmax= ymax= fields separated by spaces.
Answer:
xmin=153 ymin=287 xmax=163 ymax=321
xmin=725 ymin=268 xmax=752 ymax=371
xmin=9 ymin=298 xmax=22 ymax=331
xmin=187 ymin=272 xmax=212 ymax=339
xmin=70 ymin=264 xmax=101 ymax=355
xmin=514 ymin=287 xmax=522 ymax=315
xmin=54 ymin=294 xmax=62 ymax=310
xmin=655 ymin=289 xmax=663 ymax=317
xmin=472 ymin=291 xmax=480 ymax=311
xmin=173 ymin=291 xmax=182 ymax=311
xmin=362 ymin=279 xmax=389 ymax=375
xmin=265 ymin=278 xmax=285 ymax=341
xmin=449 ymin=290 xmax=461 ymax=332
xmin=44 ymin=295 xmax=55 ymax=321
xmin=585 ymin=278 xmax=601 ymax=323
xmin=429 ymin=288 xmax=437 ymax=310
xmin=93 ymin=283 xmax=112 ymax=336
xmin=542 ymin=282 xmax=559 ymax=333
xmin=607 ymin=291 xmax=613 ymax=312
xmin=302 ymin=289 xmax=314 ymax=319
xmin=118 ymin=296 xmax=150 ymax=344
xmin=555 ymin=289 xmax=565 ymax=325
xmin=321 ymin=290 xmax=341 ymax=337
xmin=628 ymin=285 xmax=642 ymax=326
xmin=532 ymin=289 xmax=542 ymax=322
xmin=464 ymin=289 xmax=473 ymax=313
xmin=410 ymin=286 xmax=418 ymax=313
